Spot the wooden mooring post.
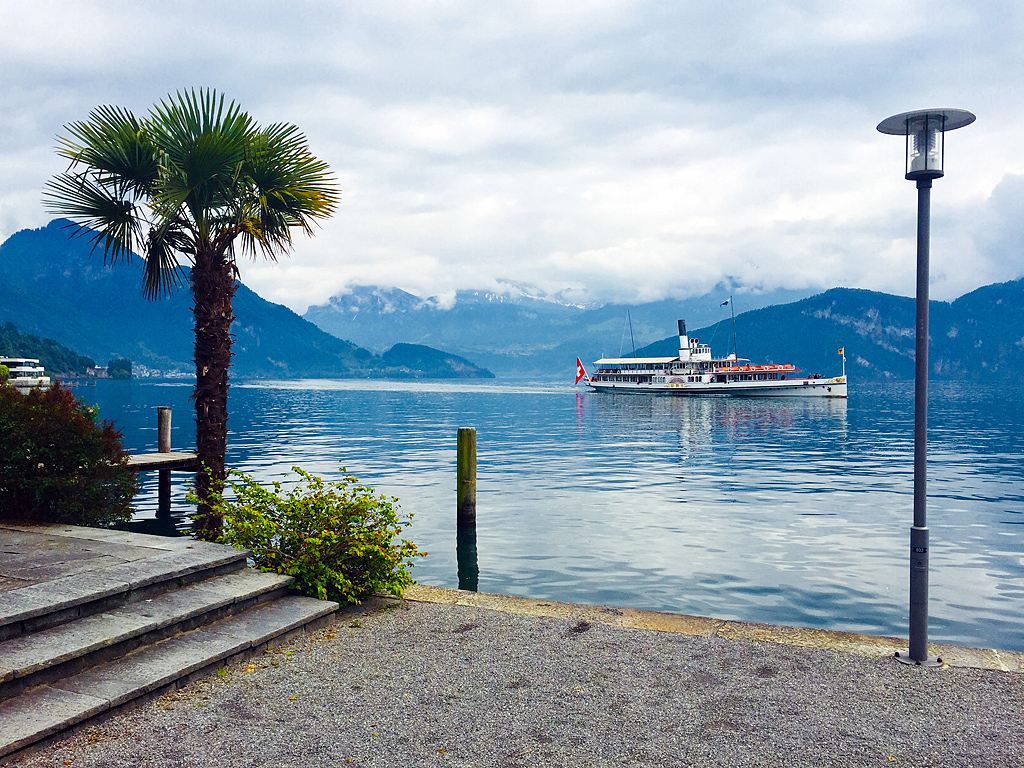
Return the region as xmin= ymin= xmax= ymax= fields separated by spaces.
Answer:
xmin=457 ymin=428 xmax=476 ymax=526
xmin=456 ymin=427 xmax=479 ymax=591
xmin=157 ymin=407 xmax=172 ymax=516
xmin=158 ymin=406 xmax=172 ymax=452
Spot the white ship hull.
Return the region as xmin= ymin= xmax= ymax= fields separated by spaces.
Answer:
xmin=587 ymin=376 xmax=847 ymax=398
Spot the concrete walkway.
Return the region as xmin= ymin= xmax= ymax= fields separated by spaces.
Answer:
xmin=8 ymin=584 xmax=1023 ymax=767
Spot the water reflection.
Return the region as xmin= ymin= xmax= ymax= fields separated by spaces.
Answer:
xmin=456 ymin=526 xmax=480 ymax=592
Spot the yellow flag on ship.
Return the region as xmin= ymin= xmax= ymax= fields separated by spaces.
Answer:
xmin=837 ymin=348 xmax=844 ymax=355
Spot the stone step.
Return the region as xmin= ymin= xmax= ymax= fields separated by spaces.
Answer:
xmin=0 ymin=595 xmax=338 ymax=760
xmin=0 ymin=532 xmax=249 ymax=642
xmin=0 ymin=569 xmax=293 ymax=702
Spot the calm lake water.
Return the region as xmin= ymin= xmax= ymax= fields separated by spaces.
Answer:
xmin=72 ymin=378 xmax=1024 ymax=652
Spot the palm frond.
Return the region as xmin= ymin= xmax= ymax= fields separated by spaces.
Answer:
xmin=56 ymin=105 xmax=160 ymax=198
xmin=43 ymin=173 xmax=142 ymax=263
xmin=238 ymin=122 xmax=340 ymax=259
xmin=142 ymin=222 xmax=190 ymax=299
xmin=46 ymin=89 xmax=339 ymax=306
xmin=147 ymin=90 xmax=254 ymax=238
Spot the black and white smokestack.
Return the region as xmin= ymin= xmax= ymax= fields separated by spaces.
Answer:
xmin=677 ymin=320 xmax=686 ymax=336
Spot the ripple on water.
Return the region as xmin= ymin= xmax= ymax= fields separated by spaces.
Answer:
xmin=75 ymin=378 xmax=1024 ymax=652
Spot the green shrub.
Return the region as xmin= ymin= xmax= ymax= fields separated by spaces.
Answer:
xmin=203 ymin=467 xmax=425 ymax=604
xmin=0 ymin=383 xmax=137 ymax=525
xmin=0 ymin=364 xmax=8 ymax=384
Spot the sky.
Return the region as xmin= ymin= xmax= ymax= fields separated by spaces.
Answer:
xmin=2 ymin=0 xmax=1023 ymax=313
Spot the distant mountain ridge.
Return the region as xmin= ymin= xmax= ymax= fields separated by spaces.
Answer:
xmin=0 ymin=221 xmax=492 ymax=380
xmin=635 ymin=283 xmax=1024 ymax=381
xmin=10 ymin=220 xmax=1018 ymax=384
xmin=306 ymin=280 xmax=1024 ymax=382
xmin=305 ymin=284 xmax=817 ymax=376
xmin=0 ymin=322 xmax=97 ymax=376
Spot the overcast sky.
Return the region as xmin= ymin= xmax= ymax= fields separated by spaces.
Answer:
xmin=2 ymin=1 xmax=1022 ymax=312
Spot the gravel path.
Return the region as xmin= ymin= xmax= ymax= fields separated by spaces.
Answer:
xmin=12 ymin=598 xmax=1023 ymax=768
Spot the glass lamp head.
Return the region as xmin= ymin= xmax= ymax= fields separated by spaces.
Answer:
xmin=877 ymin=109 xmax=976 ymax=182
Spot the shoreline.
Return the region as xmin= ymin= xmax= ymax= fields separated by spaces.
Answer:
xmin=404 ymin=584 xmax=1024 ymax=672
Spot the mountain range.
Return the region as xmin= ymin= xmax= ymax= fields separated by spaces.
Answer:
xmin=304 ymin=280 xmax=1024 ymax=382
xmin=304 ymin=284 xmax=816 ymax=377
xmin=635 ymin=282 xmax=1024 ymax=381
xmin=4 ymin=220 xmax=1021 ymax=384
xmin=0 ymin=221 xmax=492 ymax=379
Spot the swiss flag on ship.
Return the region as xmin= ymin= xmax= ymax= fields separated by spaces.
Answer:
xmin=575 ymin=357 xmax=588 ymax=384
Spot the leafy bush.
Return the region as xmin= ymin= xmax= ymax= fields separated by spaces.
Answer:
xmin=0 ymin=382 xmax=137 ymax=525
xmin=204 ymin=467 xmax=424 ymax=604
xmin=0 ymin=364 xmax=8 ymax=384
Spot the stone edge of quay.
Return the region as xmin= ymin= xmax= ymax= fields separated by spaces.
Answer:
xmin=401 ymin=584 xmax=1024 ymax=674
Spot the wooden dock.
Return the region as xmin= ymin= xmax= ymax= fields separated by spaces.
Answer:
xmin=125 ymin=408 xmax=198 ymax=512
xmin=126 ymin=451 xmax=198 ymax=514
xmin=126 ymin=451 xmax=199 ymax=472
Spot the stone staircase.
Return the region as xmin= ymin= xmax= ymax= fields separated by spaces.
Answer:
xmin=0 ymin=524 xmax=338 ymax=760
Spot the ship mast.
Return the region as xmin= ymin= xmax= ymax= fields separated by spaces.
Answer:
xmin=730 ymin=296 xmax=738 ymax=359
xmin=628 ymin=310 xmax=637 ymax=357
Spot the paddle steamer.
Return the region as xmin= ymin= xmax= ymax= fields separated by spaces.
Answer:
xmin=580 ymin=321 xmax=847 ymax=398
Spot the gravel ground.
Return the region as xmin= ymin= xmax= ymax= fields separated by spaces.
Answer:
xmin=12 ymin=598 xmax=1023 ymax=768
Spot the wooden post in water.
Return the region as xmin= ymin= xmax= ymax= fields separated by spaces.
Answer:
xmin=457 ymin=428 xmax=476 ymax=526
xmin=456 ymin=427 xmax=479 ymax=591
xmin=158 ymin=407 xmax=172 ymax=452
xmin=157 ymin=407 xmax=172 ymax=515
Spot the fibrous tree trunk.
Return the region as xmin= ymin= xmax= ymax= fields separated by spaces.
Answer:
xmin=191 ymin=247 xmax=236 ymax=541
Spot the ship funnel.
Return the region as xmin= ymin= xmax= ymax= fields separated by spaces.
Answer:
xmin=677 ymin=319 xmax=690 ymax=362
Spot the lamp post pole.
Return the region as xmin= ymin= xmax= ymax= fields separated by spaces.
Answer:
xmin=909 ymin=176 xmax=931 ymax=664
xmin=877 ymin=108 xmax=975 ymax=666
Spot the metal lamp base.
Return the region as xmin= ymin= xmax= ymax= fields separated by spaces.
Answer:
xmin=893 ymin=651 xmax=943 ymax=667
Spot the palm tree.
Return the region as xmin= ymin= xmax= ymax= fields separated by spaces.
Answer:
xmin=45 ymin=89 xmax=339 ymax=539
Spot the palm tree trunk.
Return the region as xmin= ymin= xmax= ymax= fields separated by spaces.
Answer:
xmin=191 ymin=248 xmax=236 ymax=541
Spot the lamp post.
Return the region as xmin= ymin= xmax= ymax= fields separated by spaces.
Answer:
xmin=877 ymin=108 xmax=975 ymax=666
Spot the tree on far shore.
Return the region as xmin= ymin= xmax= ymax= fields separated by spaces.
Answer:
xmin=107 ymin=358 xmax=132 ymax=380
xmin=45 ymin=89 xmax=339 ymax=539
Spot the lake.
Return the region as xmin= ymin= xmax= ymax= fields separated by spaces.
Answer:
xmin=72 ymin=378 xmax=1024 ymax=652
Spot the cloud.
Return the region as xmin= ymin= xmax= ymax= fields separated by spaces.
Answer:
xmin=957 ymin=173 xmax=1024 ymax=286
xmin=1 ymin=1 xmax=1021 ymax=313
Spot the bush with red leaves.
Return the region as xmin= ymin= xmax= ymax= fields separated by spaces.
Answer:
xmin=0 ymin=382 xmax=137 ymax=525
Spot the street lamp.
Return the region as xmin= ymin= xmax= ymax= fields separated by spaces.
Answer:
xmin=877 ymin=108 xmax=975 ymax=666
